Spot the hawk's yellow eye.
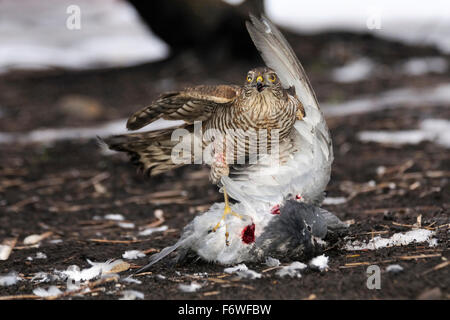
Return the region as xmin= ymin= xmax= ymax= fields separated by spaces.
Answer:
xmin=268 ymin=74 xmax=276 ymax=82
xmin=247 ymin=75 xmax=252 ymax=82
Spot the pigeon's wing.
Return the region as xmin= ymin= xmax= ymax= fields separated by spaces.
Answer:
xmin=245 ymin=14 xmax=319 ymax=110
xmin=127 ymin=85 xmax=241 ymax=130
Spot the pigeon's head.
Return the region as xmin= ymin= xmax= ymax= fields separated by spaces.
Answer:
xmin=244 ymin=67 xmax=282 ymax=94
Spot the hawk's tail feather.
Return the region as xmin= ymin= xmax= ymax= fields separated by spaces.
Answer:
xmin=102 ymin=126 xmax=187 ymax=177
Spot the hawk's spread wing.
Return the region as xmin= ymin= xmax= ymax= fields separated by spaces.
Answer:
xmin=245 ymin=14 xmax=319 ymax=110
xmin=127 ymin=85 xmax=241 ymax=130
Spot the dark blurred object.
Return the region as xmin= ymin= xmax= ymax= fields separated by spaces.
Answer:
xmin=127 ymin=0 xmax=264 ymax=61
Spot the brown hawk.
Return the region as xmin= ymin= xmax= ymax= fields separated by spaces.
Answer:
xmin=104 ymin=17 xmax=311 ymax=245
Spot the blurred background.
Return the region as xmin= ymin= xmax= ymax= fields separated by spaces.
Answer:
xmin=0 ymin=0 xmax=448 ymax=300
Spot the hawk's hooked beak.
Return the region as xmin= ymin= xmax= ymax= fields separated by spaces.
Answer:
xmin=256 ymin=76 xmax=264 ymax=92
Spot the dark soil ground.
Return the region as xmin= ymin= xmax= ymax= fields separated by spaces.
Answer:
xmin=0 ymin=30 xmax=448 ymax=300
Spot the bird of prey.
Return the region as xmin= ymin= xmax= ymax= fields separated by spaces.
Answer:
xmin=105 ymin=15 xmax=335 ymax=269
xmin=105 ymin=31 xmax=308 ymax=245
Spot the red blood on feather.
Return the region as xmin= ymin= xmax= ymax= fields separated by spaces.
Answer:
xmin=241 ymin=223 xmax=255 ymax=244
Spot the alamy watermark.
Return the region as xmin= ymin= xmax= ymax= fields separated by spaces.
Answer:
xmin=170 ymin=121 xmax=282 ymax=167
xmin=66 ymin=5 xmax=81 ymax=30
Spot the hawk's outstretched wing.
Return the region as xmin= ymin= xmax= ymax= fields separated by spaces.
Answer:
xmin=127 ymin=84 xmax=241 ymax=130
xmin=245 ymin=14 xmax=319 ymax=111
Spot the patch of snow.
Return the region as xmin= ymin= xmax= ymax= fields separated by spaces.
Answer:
xmin=358 ymin=119 xmax=450 ymax=148
xmin=119 ymin=290 xmax=144 ymax=300
xmin=0 ymin=118 xmax=183 ymax=145
xmin=331 ymin=58 xmax=375 ymax=83
xmin=276 ymin=261 xmax=307 ymax=278
xmin=265 ymin=0 xmax=450 ymax=54
xmin=33 ymin=286 xmax=63 ymax=297
xmin=323 ymin=197 xmax=347 ymax=205
xmin=0 ymin=0 xmax=169 ymax=74
xmin=138 ymin=225 xmax=168 ymax=236
xmin=345 ymin=229 xmax=437 ymax=251
xmin=386 ymin=264 xmax=404 ymax=273
xmin=0 ymin=271 xmax=21 ymax=286
xmin=264 ymin=257 xmax=281 ymax=267
xmin=178 ymin=282 xmax=202 ymax=293
xmin=401 ymin=57 xmax=448 ymax=76
xmin=322 ymin=83 xmax=450 ymax=117
xmin=236 ymin=269 xmax=262 ymax=279
xmin=122 ymin=250 xmax=146 ymax=260
xmin=309 ymin=255 xmax=329 ymax=271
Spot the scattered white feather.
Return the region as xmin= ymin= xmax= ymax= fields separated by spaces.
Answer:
xmin=122 ymin=250 xmax=146 ymax=260
xmin=0 ymin=244 xmax=13 ymax=261
xmin=156 ymin=274 xmax=166 ymax=280
xmin=121 ymin=276 xmax=142 ymax=284
xmin=119 ymin=290 xmax=144 ymax=300
xmin=264 ymin=257 xmax=281 ymax=267
xmin=224 ymin=264 xmax=248 ymax=274
xmin=322 ymin=196 xmax=347 ymax=205
xmin=345 ymin=229 xmax=437 ymax=251
xmin=236 ymin=269 xmax=262 ymax=279
xmin=33 ymin=286 xmax=63 ymax=298
xmin=322 ymin=84 xmax=450 ymax=117
xmin=56 ymin=259 xmax=127 ymax=281
xmin=0 ymin=272 xmax=21 ymax=286
xmin=117 ymin=222 xmax=135 ymax=229
xmin=35 ymin=252 xmax=47 ymax=259
xmin=276 ymin=261 xmax=307 ymax=278
xmin=138 ymin=225 xmax=168 ymax=236
xmin=104 ymin=213 xmax=125 ymax=221
xmin=309 ymin=255 xmax=329 ymax=271
xmin=49 ymin=239 xmax=63 ymax=244
xmin=386 ymin=264 xmax=404 ymax=273
xmin=178 ymin=282 xmax=202 ymax=293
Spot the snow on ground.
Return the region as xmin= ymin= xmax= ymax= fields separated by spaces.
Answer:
xmin=322 ymin=83 xmax=450 ymax=117
xmin=0 ymin=118 xmax=183 ymax=145
xmin=345 ymin=229 xmax=437 ymax=251
xmin=331 ymin=58 xmax=375 ymax=83
xmin=358 ymin=119 xmax=450 ymax=148
xmin=0 ymin=0 xmax=168 ymax=74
